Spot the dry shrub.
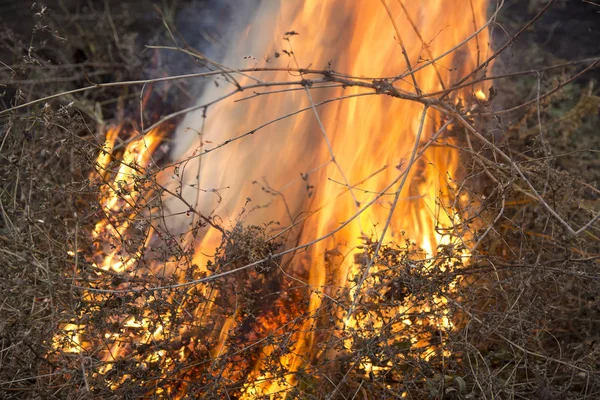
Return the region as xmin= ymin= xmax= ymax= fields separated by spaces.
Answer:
xmin=1 ymin=1 xmax=599 ymax=399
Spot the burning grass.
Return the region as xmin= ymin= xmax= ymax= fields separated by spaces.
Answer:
xmin=1 ymin=0 xmax=600 ymax=399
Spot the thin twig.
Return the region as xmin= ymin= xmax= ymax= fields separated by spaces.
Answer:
xmin=380 ymin=0 xmax=421 ymax=94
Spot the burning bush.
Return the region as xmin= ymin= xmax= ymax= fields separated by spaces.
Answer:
xmin=1 ymin=0 xmax=599 ymax=399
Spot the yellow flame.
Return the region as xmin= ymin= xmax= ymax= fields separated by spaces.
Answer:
xmin=475 ymin=89 xmax=487 ymax=100
xmin=172 ymin=0 xmax=490 ymax=392
xmin=53 ymin=323 xmax=83 ymax=353
xmin=53 ymin=0 xmax=492 ymax=397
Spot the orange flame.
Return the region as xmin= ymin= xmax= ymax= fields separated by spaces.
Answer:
xmin=54 ymin=0 xmax=491 ymax=397
xmin=170 ymin=0 xmax=490 ymax=393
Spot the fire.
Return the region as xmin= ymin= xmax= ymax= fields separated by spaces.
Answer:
xmin=91 ymin=125 xmax=165 ymax=273
xmin=475 ymin=89 xmax=488 ymax=101
xmin=54 ymin=0 xmax=491 ymax=397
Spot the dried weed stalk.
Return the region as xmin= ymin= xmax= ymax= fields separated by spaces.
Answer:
xmin=1 ymin=1 xmax=599 ymax=399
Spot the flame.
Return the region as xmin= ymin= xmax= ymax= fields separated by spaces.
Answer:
xmin=92 ymin=126 xmax=164 ymax=273
xmin=171 ymin=0 xmax=490 ymax=393
xmin=54 ymin=0 xmax=491 ymax=397
xmin=475 ymin=89 xmax=487 ymax=101
xmin=53 ymin=126 xmax=164 ymax=354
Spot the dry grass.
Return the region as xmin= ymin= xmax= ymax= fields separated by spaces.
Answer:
xmin=1 ymin=1 xmax=599 ymax=399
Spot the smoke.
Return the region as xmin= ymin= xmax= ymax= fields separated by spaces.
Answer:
xmin=164 ymin=1 xmax=316 ymax=238
xmin=175 ymin=0 xmax=262 ymax=61
xmin=170 ymin=0 xmax=295 ymax=158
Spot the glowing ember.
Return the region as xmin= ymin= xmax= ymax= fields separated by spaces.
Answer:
xmin=54 ymin=0 xmax=492 ymax=397
xmin=475 ymin=89 xmax=488 ymax=101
